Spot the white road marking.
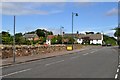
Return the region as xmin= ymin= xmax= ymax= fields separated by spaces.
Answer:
xmin=0 ymin=67 xmax=3 ymax=69
xmin=83 ymin=53 xmax=89 ymax=55
xmin=2 ymin=59 xmax=43 ymax=69
xmin=117 ymin=69 xmax=119 ymax=73
xmin=80 ymin=49 xmax=85 ymax=51
xmin=71 ymin=56 xmax=79 ymax=59
xmin=2 ymin=68 xmax=31 ymax=77
xmin=45 ymin=60 xmax=64 ymax=66
xmin=90 ymin=51 xmax=95 ymax=53
xmin=118 ymin=65 xmax=120 ymax=68
xmin=115 ymin=74 xmax=118 ymax=79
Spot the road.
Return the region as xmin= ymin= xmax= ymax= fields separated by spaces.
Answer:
xmin=1 ymin=46 xmax=119 ymax=79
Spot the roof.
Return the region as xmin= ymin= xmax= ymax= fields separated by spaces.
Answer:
xmin=24 ymin=34 xmax=38 ymax=38
xmin=63 ymin=33 xmax=79 ymax=38
xmin=47 ymin=35 xmax=55 ymax=39
xmin=64 ymin=33 xmax=103 ymax=40
xmin=79 ymin=34 xmax=103 ymax=40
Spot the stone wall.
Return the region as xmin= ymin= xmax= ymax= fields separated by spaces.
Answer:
xmin=1 ymin=44 xmax=83 ymax=59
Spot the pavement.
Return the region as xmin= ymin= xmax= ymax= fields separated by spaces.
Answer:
xmin=1 ymin=46 xmax=93 ymax=67
xmin=1 ymin=46 xmax=118 ymax=79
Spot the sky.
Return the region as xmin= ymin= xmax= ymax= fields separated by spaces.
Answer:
xmin=1 ymin=1 xmax=118 ymax=37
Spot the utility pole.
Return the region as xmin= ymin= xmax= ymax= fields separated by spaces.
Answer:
xmin=72 ymin=12 xmax=74 ymax=49
xmin=72 ymin=12 xmax=78 ymax=50
xmin=60 ymin=26 xmax=64 ymax=45
xmin=13 ymin=16 xmax=16 ymax=63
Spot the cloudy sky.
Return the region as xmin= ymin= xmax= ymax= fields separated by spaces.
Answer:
xmin=1 ymin=1 xmax=118 ymax=37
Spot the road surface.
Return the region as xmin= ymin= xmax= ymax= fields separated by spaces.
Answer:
xmin=1 ymin=46 xmax=118 ymax=79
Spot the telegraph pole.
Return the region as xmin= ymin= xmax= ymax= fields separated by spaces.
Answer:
xmin=13 ymin=16 xmax=16 ymax=63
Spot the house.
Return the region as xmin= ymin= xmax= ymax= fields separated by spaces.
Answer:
xmin=64 ymin=33 xmax=103 ymax=45
xmin=63 ymin=33 xmax=82 ymax=44
xmin=46 ymin=35 xmax=55 ymax=45
xmin=63 ymin=33 xmax=79 ymax=38
xmin=24 ymin=34 xmax=39 ymax=41
xmin=77 ymin=34 xmax=103 ymax=45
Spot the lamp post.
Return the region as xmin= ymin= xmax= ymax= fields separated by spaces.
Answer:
xmin=13 ymin=16 xmax=16 ymax=63
xmin=60 ymin=26 xmax=64 ymax=45
xmin=118 ymin=25 xmax=120 ymax=49
xmin=72 ymin=12 xmax=78 ymax=50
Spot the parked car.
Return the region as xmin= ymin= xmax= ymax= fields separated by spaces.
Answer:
xmin=107 ymin=44 xmax=112 ymax=46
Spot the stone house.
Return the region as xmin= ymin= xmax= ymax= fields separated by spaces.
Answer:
xmin=24 ymin=34 xmax=39 ymax=41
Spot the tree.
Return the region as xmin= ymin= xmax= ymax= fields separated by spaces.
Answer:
xmin=68 ymin=37 xmax=75 ymax=44
xmin=36 ymin=29 xmax=45 ymax=37
xmin=2 ymin=31 xmax=10 ymax=37
xmin=96 ymin=32 xmax=101 ymax=34
xmin=48 ymin=31 xmax=53 ymax=35
xmin=15 ymin=33 xmax=22 ymax=37
xmin=2 ymin=31 xmax=12 ymax=44
xmin=114 ymin=27 xmax=120 ymax=47
xmin=51 ymin=37 xmax=57 ymax=44
xmin=77 ymin=31 xmax=79 ymax=34
xmin=85 ymin=32 xmax=94 ymax=34
xmin=114 ymin=27 xmax=120 ymax=37
xmin=39 ymin=37 xmax=46 ymax=44
xmin=2 ymin=36 xmax=13 ymax=44
xmin=57 ymin=34 xmax=62 ymax=44
xmin=15 ymin=33 xmax=25 ymax=44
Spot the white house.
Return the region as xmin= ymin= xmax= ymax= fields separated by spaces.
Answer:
xmin=63 ymin=33 xmax=103 ymax=45
xmin=89 ymin=34 xmax=103 ymax=45
xmin=77 ymin=38 xmax=83 ymax=44
xmin=24 ymin=33 xmax=39 ymax=41
xmin=77 ymin=34 xmax=103 ymax=45
xmin=46 ymin=39 xmax=51 ymax=45
xmin=46 ymin=35 xmax=55 ymax=45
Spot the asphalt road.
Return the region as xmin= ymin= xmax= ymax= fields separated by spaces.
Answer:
xmin=1 ymin=46 xmax=118 ymax=78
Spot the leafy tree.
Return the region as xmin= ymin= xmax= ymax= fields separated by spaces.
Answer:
xmin=77 ymin=31 xmax=79 ymax=34
xmin=15 ymin=33 xmax=22 ymax=37
xmin=48 ymin=31 xmax=53 ymax=35
xmin=63 ymin=36 xmax=75 ymax=44
xmin=85 ymin=32 xmax=94 ymax=34
xmin=2 ymin=31 xmax=10 ymax=37
xmin=25 ymin=40 xmax=31 ymax=45
xmin=103 ymin=35 xmax=117 ymax=45
xmin=51 ymin=37 xmax=57 ymax=44
xmin=57 ymin=34 xmax=62 ymax=44
xmin=114 ymin=27 xmax=120 ymax=47
xmin=114 ymin=27 xmax=120 ymax=37
xmin=36 ymin=29 xmax=45 ymax=37
xmin=27 ymin=31 xmax=35 ymax=34
xmin=96 ymin=32 xmax=101 ymax=34
xmin=2 ymin=36 xmax=13 ymax=44
xmin=15 ymin=33 xmax=26 ymax=44
xmin=68 ymin=37 xmax=75 ymax=44
xmin=2 ymin=31 xmax=12 ymax=44
xmin=39 ymin=37 xmax=46 ymax=44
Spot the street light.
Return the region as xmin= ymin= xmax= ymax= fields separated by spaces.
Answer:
xmin=72 ymin=12 xmax=78 ymax=50
xmin=60 ymin=26 xmax=64 ymax=45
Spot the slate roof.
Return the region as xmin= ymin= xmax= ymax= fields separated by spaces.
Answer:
xmin=24 ymin=34 xmax=38 ymax=38
xmin=64 ymin=33 xmax=103 ymax=40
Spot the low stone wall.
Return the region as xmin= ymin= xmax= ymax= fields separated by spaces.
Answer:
xmin=1 ymin=44 xmax=83 ymax=59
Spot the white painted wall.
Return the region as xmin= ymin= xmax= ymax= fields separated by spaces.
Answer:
xmin=90 ymin=40 xmax=102 ymax=45
xmin=77 ymin=39 xmax=83 ymax=44
xmin=28 ymin=38 xmax=33 ymax=41
xmin=46 ymin=40 xmax=51 ymax=45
